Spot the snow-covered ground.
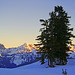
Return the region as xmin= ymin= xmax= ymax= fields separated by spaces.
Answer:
xmin=0 ymin=59 xmax=75 ymax=75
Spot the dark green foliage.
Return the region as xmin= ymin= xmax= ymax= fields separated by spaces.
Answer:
xmin=36 ymin=6 xmax=75 ymax=67
xmin=52 ymin=6 xmax=75 ymax=65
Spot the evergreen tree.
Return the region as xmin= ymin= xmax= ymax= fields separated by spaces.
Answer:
xmin=36 ymin=6 xmax=75 ymax=67
xmin=36 ymin=19 xmax=56 ymax=67
xmin=52 ymin=6 xmax=75 ymax=65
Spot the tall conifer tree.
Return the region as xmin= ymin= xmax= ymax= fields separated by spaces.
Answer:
xmin=36 ymin=6 xmax=75 ymax=67
xmin=52 ymin=6 xmax=75 ymax=64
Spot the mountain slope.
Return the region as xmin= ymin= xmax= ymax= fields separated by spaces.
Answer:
xmin=0 ymin=44 xmax=5 ymax=49
xmin=0 ymin=43 xmax=37 ymax=55
xmin=0 ymin=43 xmax=39 ymax=68
xmin=0 ymin=59 xmax=75 ymax=75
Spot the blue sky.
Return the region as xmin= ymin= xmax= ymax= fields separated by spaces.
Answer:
xmin=0 ymin=0 xmax=75 ymax=48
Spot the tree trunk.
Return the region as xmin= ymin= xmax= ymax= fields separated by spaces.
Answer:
xmin=49 ymin=57 xmax=54 ymax=67
xmin=48 ymin=58 xmax=50 ymax=66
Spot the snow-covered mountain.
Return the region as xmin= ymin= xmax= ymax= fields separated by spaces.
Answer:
xmin=0 ymin=43 xmax=40 ymax=68
xmin=0 ymin=43 xmax=75 ymax=68
xmin=69 ymin=45 xmax=75 ymax=52
xmin=67 ymin=45 xmax=75 ymax=59
xmin=1 ymin=43 xmax=37 ymax=55
xmin=0 ymin=59 xmax=75 ymax=75
xmin=0 ymin=44 xmax=5 ymax=49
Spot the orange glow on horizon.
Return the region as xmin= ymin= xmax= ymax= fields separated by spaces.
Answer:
xmin=18 ymin=51 xmax=21 ymax=53
xmin=0 ymin=54 xmax=2 ymax=56
xmin=2 ymin=39 xmax=37 ymax=48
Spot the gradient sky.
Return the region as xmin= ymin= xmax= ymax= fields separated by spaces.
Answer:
xmin=0 ymin=0 xmax=75 ymax=48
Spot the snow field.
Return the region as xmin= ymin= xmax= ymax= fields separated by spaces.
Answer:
xmin=0 ymin=59 xmax=75 ymax=75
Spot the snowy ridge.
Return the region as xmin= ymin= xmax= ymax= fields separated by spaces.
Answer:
xmin=0 ymin=44 xmax=5 ymax=49
xmin=67 ymin=52 xmax=75 ymax=59
xmin=1 ymin=43 xmax=37 ymax=55
xmin=0 ymin=43 xmax=40 ymax=68
xmin=0 ymin=43 xmax=75 ymax=68
xmin=0 ymin=59 xmax=75 ymax=75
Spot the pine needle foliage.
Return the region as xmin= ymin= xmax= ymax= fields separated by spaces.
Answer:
xmin=36 ymin=6 xmax=75 ymax=67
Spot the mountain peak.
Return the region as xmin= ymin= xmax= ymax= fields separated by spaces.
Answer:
xmin=20 ymin=43 xmax=36 ymax=50
xmin=0 ymin=43 xmax=5 ymax=49
xmin=0 ymin=43 xmax=37 ymax=55
xmin=23 ymin=42 xmax=29 ymax=47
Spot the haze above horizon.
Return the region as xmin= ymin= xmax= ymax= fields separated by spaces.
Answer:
xmin=0 ymin=0 xmax=75 ymax=48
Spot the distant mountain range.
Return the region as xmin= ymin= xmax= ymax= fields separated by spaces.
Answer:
xmin=0 ymin=43 xmax=40 ymax=68
xmin=0 ymin=43 xmax=75 ymax=54
xmin=0 ymin=43 xmax=37 ymax=55
xmin=0 ymin=43 xmax=75 ymax=68
xmin=68 ymin=45 xmax=75 ymax=52
xmin=0 ymin=44 xmax=5 ymax=49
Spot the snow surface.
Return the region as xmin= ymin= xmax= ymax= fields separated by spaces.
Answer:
xmin=68 ymin=52 xmax=75 ymax=58
xmin=0 ymin=59 xmax=75 ymax=75
xmin=0 ymin=43 xmax=39 ymax=68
